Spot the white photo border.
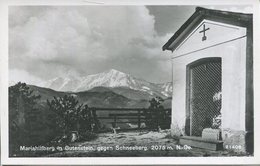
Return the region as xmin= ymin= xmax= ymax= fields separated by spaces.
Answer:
xmin=1 ymin=0 xmax=260 ymax=165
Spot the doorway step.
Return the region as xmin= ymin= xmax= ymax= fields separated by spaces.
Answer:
xmin=179 ymin=136 xmax=223 ymax=151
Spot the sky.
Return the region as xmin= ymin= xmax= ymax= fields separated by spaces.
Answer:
xmin=9 ymin=5 xmax=253 ymax=85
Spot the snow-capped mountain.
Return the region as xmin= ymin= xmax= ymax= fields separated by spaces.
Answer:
xmin=40 ymin=69 xmax=172 ymax=97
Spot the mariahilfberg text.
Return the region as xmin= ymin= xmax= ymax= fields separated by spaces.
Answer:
xmin=19 ymin=144 xmax=192 ymax=152
xmin=19 ymin=145 xmax=149 ymax=152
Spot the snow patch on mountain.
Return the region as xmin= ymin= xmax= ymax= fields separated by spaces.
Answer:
xmin=157 ymin=82 xmax=173 ymax=96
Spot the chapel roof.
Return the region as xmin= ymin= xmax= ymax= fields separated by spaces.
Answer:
xmin=162 ymin=7 xmax=253 ymax=51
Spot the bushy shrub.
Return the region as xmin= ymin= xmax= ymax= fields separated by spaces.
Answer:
xmin=47 ymin=95 xmax=100 ymax=142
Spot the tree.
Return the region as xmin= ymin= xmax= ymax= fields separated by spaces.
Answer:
xmin=47 ymin=95 xmax=82 ymax=135
xmin=145 ymin=97 xmax=170 ymax=130
xmin=9 ymin=82 xmax=41 ymax=155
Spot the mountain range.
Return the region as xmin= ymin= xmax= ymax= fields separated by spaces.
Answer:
xmin=11 ymin=69 xmax=172 ymax=131
xmin=39 ymin=69 xmax=172 ymax=98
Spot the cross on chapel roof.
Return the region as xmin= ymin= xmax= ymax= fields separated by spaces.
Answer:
xmin=162 ymin=7 xmax=252 ymax=52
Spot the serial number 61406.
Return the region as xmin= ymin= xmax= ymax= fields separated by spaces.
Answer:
xmin=225 ymin=145 xmax=242 ymax=150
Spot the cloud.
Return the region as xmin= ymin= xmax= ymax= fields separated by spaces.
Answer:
xmin=9 ymin=69 xmax=44 ymax=86
xmin=9 ymin=6 xmax=172 ymax=84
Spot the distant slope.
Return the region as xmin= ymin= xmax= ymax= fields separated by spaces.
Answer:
xmin=28 ymin=85 xmax=171 ymax=109
xmin=28 ymin=85 xmax=150 ymax=108
xmin=28 ymin=85 xmax=67 ymax=101
xmin=89 ymin=86 xmax=160 ymax=100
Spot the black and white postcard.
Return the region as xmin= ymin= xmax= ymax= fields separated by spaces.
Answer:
xmin=1 ymin=0 xmax=260 ymax=165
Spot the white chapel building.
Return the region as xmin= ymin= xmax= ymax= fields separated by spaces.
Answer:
xmin=163 ymin=7 xmax=253 ymax=154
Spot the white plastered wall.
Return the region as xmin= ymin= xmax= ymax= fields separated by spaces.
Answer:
xmin=170 ymin=20 xmax=247 ymax=135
